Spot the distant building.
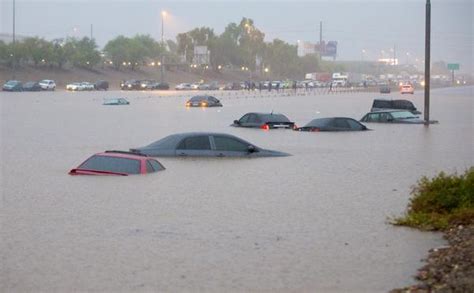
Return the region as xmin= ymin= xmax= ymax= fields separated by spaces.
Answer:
xmin=0 ymin=33 xmax=27 ymax=43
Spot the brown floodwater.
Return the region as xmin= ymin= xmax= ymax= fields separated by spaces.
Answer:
xmin=1 ymin=86 xmax=473 ymax=292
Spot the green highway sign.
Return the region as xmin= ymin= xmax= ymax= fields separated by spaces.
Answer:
xmin=447 ymin=63 xmax=460 ymax=70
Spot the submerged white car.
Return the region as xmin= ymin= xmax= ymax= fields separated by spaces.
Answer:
xmin=66 ymin=82 xmax=85 ymax=91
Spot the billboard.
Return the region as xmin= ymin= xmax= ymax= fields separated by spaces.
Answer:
xmin=322 ymin=41 xmax=337 ymax=57
xmin=193 ymin=46 xmax=209 ymax=65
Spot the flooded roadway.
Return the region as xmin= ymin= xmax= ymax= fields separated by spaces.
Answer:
xmin=1 ymin=86 xmax=473 ymax=292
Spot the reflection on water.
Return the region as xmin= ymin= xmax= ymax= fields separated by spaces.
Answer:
xmin=1 ymin=87 xmax=472 ymax=291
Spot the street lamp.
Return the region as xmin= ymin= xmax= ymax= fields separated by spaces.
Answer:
xmin=160 ymin=10 xmax=167 ymax=83
xmin=12 ymin=0 xmax=16 ymax=79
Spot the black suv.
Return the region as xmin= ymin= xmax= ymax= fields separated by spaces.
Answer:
xmin=371 ymin=99 xmax=421 ymax=115
xmin=95 ymin=80 xmax=109 ymax=90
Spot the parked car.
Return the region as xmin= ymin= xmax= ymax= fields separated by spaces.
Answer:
xmin=95 ymin=80 xmax=109 ymax=91
xmin=371 ymin=99 xmax=421 ymax=114
xmin=295 ymin=117 xmax=368 ymax=131
xmin=232 ymin=112 xmax=296 ymax=130
xmin=139 ymin=80 xmax=154 ymax=90
xmin=185 ymin=95 xmax=222 ymax=107
xmin=66 ymin=82 xmax=85 ymax=91
xmin=191 ymin=82 xmax=201 ymax=90
xmin=223 ymin=82 xmax=241 ymax=90
xmin=69 ymin=150 xmax=165 ymax=176
xmin=198 ymin=82 xmax=219 ymax=90
xmin=2 ymin=80 xmax=23 ymax=91
xmin=360 ymin=110 xmax=436 ymax=124
xmin=39 ymin=79 xmax=56 ymax=91
xmin=81 ymin=82 xmax=95 ymax=91
xmin=379 ymin=83 xmax=391 ymax=94
xmin=22 ymin=81 xmax=42 ymax=91
xmin=130 ymin=132 xmax=290 ymax=158
xmin=103 ymin=98 xmax=130 ymax=105
xmin=147 ymin=81 xmax=170 ymax=90
xmin=400 ymin=84 xmax=415 ymax=94
xmin=175 ymin=83 xmax=192 ymax=90
xmin=121 ymin=80 xmax=141 ymax=90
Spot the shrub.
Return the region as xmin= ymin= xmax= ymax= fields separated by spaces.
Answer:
xmin=393 ymin=168 xmax=474 ymax=230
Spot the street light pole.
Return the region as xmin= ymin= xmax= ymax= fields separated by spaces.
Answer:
xmin=424 ymin=0 xmax=431 ymax=124
xmin=12 ymin=0 xmax=16 ymax=79
xmin=160 ymin=11 xmax=166 ymax=84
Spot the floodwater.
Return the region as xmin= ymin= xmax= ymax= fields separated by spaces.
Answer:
xmin=1 ymin=86 xmax=473 ymax=292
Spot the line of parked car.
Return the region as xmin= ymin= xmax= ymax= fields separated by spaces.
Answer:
xmin=66 ymin=80 xmax=109 ymax=91
xmin=2 ymin=79 xmax=56 ymax=91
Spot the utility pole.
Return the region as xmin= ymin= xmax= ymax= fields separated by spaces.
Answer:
xmin=319 ymin=21 xmax=322 ymax=61
xmin=90 ymin=24 xmax=93 ymax=40
xmin=160 ymin=11 xmax=166 ymax=84
xmin=424 ymin=0 xmax=431 ymax=124
xmin=393 ymin=44 xmax=396 ymax=65
xmin=12 ymin=0 xmax=16 ymax=79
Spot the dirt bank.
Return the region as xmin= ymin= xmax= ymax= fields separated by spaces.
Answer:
xmin=391 ymin=225 xmax=474 ymax=292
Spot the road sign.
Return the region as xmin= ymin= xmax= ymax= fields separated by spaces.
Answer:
xmin=447 ymin=63 xmax=460 ymax=70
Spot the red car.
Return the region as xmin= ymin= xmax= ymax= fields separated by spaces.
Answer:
xmin=69 ymin=151 xmax=165 ymax=176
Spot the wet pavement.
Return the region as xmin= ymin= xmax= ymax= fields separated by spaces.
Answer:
xmin=1 ymin=86 xmax=472 ymax=292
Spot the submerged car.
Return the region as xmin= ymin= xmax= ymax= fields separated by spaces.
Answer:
xmin=371 ymin=99 xmax=421 ymax=114
xmin=121 ymin=80 xmax=141 ymax=90
xmin=232 ymin=112 xmax=296 ymax=130
xmin=175 ymin=83 xmax=192 ymax=90
xmin=186 ymin=95 xmax=222 ymax=107
xmin=22 ymin=81 xmax=42 ymax=91
xmin=2 ymin=80 xmax=23 ymax=91
xmin=295 ymin=117 xmax=368 ymax=131
xmin=103 ymin=98 xmax=130 ymax=105
xmin=69 ymin=150 xmax=165 ymax=176
xmin=360 ymin=110 xmax=435 ymax=124
xmin=130 ymin=132 xmax=290 ymax=158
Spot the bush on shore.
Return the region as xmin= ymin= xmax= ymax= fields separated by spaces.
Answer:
xmin=393 ymin=168 xmax=474 ymax=230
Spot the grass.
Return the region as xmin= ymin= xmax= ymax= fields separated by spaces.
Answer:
xmin=393 ymin=168 xmax=474 ymax=231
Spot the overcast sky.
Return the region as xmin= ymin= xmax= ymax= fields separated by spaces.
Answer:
xmin=1 ymin=0 xmax=472 ymax=73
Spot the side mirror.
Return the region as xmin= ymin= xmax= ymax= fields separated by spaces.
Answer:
xmin=234 ymin=120 xmax=240 ymax=125
xmin=248 ymin=145 xmax=256 ymax=153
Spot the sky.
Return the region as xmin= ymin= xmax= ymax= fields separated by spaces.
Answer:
xmin=1 ymin=0 xmax=472 ymax=73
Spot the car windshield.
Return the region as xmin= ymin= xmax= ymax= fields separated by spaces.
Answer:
xmin=6 ymin=81 xmax=18 ymax=85
xmin=261 ymin=114 xmax=290 ymax=123
xmin=78 ymin=155 xmax=141 ymax=174
xmin=390 ymin=111 xmax=417 ymax=119
xmin=147 ymin=135 xmax=181 ymax=149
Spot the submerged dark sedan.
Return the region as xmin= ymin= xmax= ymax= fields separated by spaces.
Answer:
xmin=295 ymin=117 xmax=368 ymax=131
xmin=185 ymin=95 xmax=222 ymax=107
xmin=360 ymin=110 xmax=437 ymax=124
xmin=130 ymin=132 xmax=290 ymax=157
xmin=232 ymin=112 xmax=296 ymax=130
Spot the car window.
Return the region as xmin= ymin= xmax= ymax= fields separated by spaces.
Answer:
xmin=177 ymin=136 xmax=211 ymax=150
xmin=214 ymin=136 xmax=249 ymax=152
xmin=379 ymin=113 xmax=390 ymax=122
xmin=239 ymin=114 xmax=250 ymax=123
xmin=261 ymin=114 xmax=290 ymax=123
xmin=374 ymin=100 xmax=392 ymax=108
xmin=333 ymin=118 xmax=350 ymax=128
xmin=367 ymin=113 xmax=380 ymax=122
xmin=149 ymin=160 xmax=165 ymax=171
xmin=247 ymin=114 xmax=259 ymax=123
xmin=79 ymin=155 xmax=141 ymax=174
xmin=146 ymin=161 xmax=154 ymax=173
xmin=347 ymin=119 xmax=365 ymax=130
xmin=391 ymin=111 xmax=416 ymax=119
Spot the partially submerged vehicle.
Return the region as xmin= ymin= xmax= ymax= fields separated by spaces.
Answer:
xmin=360 ymin=110 xmax=437 ymax=124
xmin=69 ymin=150 xmax=165 ymax=176
xmin=232 ymin=112 xmax=296 ymax=130
xmin=371 ymin=99 xmax=421 ymax=114
xmin=185 ymin=95 xmax=222 ymax=107
xmin=103 ymin=98 xmax=130 ymax=105
xmin=130 ymin=132 xmax=290 ymax=158
xmin=295 ymin=117 xmax=368 ymax=131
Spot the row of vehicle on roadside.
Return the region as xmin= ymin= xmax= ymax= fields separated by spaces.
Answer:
xmin=66 ymin=80 xmax=109 ymax=91
xmin=2 ymin=79 xmax=56 ymax=91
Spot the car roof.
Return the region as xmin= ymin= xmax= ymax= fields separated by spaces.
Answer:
xmin=366 ymin=110 xmax=412 ymax=114
xmin=95 ymin=150 xmax=149 ymax=160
